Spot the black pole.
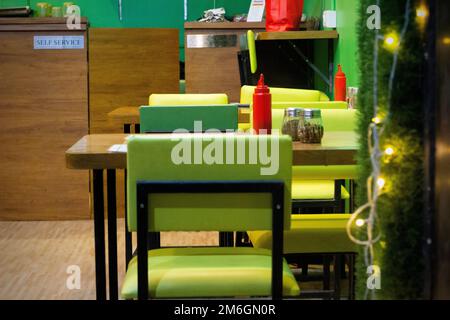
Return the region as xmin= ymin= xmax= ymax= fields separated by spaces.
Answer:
xmin=92 ymin=169 xmax=106 ymax=300
xmin=107 ymin=169 xmax=118 ymax=300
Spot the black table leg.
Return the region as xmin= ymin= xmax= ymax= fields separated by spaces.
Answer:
xmin=124 ymin=124 xmax=131 ymax=134
xmin=323 ymin=255 xmax=331 ymax=293
xmin=92 ymin=169 xmax=106 ymax=300
xmin=124 ymin=169 xmax=132 ymax=269
xmin=107 ymin=170 xmax=118 ymax=300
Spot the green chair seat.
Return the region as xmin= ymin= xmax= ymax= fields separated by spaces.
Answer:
xmin=121 ymin=247 xmax=300 ymax=299
xmin=292 ymin=180 xmax=350 ymax=200
xmin=248 ymin=214 xmax=356 ymax=254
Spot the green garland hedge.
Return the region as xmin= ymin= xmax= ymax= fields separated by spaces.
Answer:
xmin=355 ymin=0 xmax=425 ymax=299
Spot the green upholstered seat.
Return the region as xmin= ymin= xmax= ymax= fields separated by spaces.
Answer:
xmin=149 ymin=93 xmax=228 ymax=106
xmin=123 ymin=135 xmax=299 ymax=299
xmin=121 ymin=248 xmax=300 ymax=299
xmin=240 ymin=86 xmax=330 ymax=105
xmin=139 ymin=105 xmax=238 ymax=133
xmin=248 ymin=214 xmax=356 ymax=254
xmin=292 ymin=180 xmax=350 ymax=200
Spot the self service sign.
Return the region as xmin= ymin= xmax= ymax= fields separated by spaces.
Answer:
xmin=33 ymin=36 xmax=85 ymax=50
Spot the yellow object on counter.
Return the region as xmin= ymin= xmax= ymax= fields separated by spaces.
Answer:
xmin=51 ymin=7 xmax=63 ymax=18
xmin=36 ymin=2 xmax=48 ymax=17
xmin=63 ymin=2 xmax=75 ymax=16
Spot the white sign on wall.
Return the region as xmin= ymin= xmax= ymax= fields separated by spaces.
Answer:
xmin=33 ymin=36 xmax=85 ymax=50
xmin=247 ymin=0 xmax=265 ymax=22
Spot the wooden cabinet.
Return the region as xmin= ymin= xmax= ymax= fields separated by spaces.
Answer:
xmin=0 ymin=18 xmax=89 ymax=220
xmin=89 ymin=28 xmax=180 ymax=134
xmin=184 ymin=22 xmax=265 ymax=102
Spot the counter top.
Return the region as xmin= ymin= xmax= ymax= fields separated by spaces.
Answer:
xmin=184 ymin=21 xmax=265 ymax=30
xmin=0 ymin=17 xmax=88 ymax=31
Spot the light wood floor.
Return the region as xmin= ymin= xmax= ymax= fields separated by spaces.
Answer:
xmin=0 ymin=219 xmax=217 ymax=300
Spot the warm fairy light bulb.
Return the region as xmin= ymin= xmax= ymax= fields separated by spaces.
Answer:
xmin=416 ymin=5 xmax=428 ymax=18
xmin=356 ymin=219 xmax=365 ymax=227
xmin=416 ymin=4 xmax=429 ymax=32
xmin=372 ymin=116 xmax=382 ymax=124
xmin=384 ymin=32 xmax=400 ymax=52
xmin=377 ymin=177 xmax=386 ymax=190
xmin=385 ymin=147 xmax=395 ymax=156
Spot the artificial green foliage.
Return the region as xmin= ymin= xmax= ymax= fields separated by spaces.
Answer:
xmin=355 ymin=0 xmax=425 ymax=299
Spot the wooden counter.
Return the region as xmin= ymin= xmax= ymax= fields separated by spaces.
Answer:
xmin=184 ymin=22 xmax=265 ymax=102
xmin=0 ymin=18 xmax=89 ymax=220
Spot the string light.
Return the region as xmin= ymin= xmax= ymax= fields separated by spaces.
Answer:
xmin=384 ymin=146 xmax=395 ymax=156
xmin=356 ymin=219 xmax=366 ymax=227
xmin=347 ymin=0 xmax=412 ymax=300
xmin=376 ymin=177 xmax=386 ymax=190
xmin=416 ymin=3 xmax=429 ymax=32
xmin=372 ymin=116 xmax=382 ymax=124
xmin=383 ymin=31 xmax=400 ymax=52
xmin=416 ymin=5 xmax=428 ymax=18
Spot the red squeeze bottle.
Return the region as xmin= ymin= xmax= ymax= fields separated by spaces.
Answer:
xmin=334 ymin=64 xmax=347 ymax=101
xmin=253 ymin=74 xmax=272 ymax=134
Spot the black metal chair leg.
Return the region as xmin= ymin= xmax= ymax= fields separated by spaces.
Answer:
xmin=348 ymin=254 xmax=356 ymax=300
xmin=323 ymin=255 xmax=331 ymax=292
xmin=333 ymin=255 xmax=342 ymax=300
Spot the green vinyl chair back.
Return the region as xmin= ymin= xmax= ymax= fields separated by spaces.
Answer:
xmin=127 ymin=134 xmax=293 ymax=232
xmin=149 ymin=93 xmax=228 ymax=106
xmin=240 ymin=86 xmax=329 ymax=105
xmin=139 ymin=105 xmax=238 ymax=133
xmin=271 ymin=101 xmax=347 ymax=110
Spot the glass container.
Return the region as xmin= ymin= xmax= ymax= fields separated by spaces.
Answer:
xmin=282 ymin=108 xmax=302 ymax=141
xmin=297 ymin=109 xmax=324 ymax=144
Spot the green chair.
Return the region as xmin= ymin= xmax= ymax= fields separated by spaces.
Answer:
xmin=248 ymin=214 xmax=357 ymax=300
xmin=139 ymin=105 xmax=239 ymax=133
xmin=240 ymin=85 xmax=330 ymax=105
xmin=139 ymin=104 xmax=239 ymax=247
xmin=121 ymin=134 xmax=300 ymax=299
xmin=273 ymin=108 xmax=357 ymax=213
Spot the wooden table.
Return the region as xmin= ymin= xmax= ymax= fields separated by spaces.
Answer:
xmin=65 ymin=132 xmax=357 ymax=300
xmin=107 ymin=106 xmax=252 ymax=133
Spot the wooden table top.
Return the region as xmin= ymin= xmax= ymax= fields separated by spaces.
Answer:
xmin=66 ymin=132 xmax=358 ymax=170
xmin=256 ymin=30 xmax=339 ymax=41
xmin=108 ymin=106 xmax=251 ymax=125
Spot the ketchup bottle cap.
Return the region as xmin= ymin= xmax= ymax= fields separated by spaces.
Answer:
xmin=255 ymin=74 xmax=270 ymax=93
xmin=336 ymin=65 xmax=346 ymax=78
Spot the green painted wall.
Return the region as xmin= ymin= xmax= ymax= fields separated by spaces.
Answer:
xmin=0 ymin=0 xmax=253 ymax=61
xmin=1 ymin=0 xmax=359 ymax=91
xmin=309 ymin=0 xmax=360 ymax=95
